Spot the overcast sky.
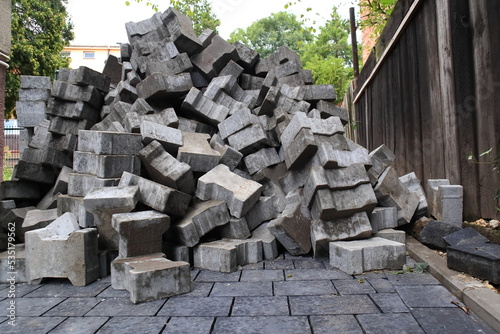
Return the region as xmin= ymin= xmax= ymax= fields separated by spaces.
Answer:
xmin=65 ymin=0 xmax=358 ymax=46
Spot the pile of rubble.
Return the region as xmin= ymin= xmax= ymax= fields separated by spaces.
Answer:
xmin=0 ymin=7 xmax=458 ymax=303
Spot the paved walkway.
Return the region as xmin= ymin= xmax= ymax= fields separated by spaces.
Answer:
xmin=0 ymin=253 xmax=496 ymax=334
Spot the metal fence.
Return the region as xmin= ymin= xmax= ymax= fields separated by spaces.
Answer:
xmin=4 ymin=126 xmax=22 ymax=169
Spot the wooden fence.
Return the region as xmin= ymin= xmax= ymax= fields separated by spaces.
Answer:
xmin=351 ymin=0 xmax=500 ymax=220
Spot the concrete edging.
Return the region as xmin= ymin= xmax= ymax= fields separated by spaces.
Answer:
xmin=406 ymin=236 xmax=500 ymax=332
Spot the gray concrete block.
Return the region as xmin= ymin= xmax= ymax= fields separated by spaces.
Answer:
xmin=57 ymin=194 xmax=95 ymax=228
xmin=177 ymin=132 xmax=221 ymax=173
xmin=374 ymin=167 xmax=420 ymax=225
xmin=0 ymin=206 xmax=35 ymax=242
xmin=73 ymin=151 xmax=141 ymax=178
xmin=245 ymin=196 xmax=279 ymax=231
xmin=119 ymin=172 xmax=191 ymax=216
xmin=115 ymin=80 xmax=138 ymax=103
xmin=142 ymin=52 xmax=193 ymax=76
xmin=25 ymin=213 xmax=99 ymax=286
xmin=48 ymin=116 xmax=95 ymax=136
xmin=161 ymin=7 xmax=202 ymax=55
xmin=22 ymin=208 xmax=58 ymax=235
xmin=251 ymin=222 xmax=279 ymax=260
xmin=374 ymin=229 xmax=406 ymax=244
xmin=268 ymin=201 xmax=311 ymax=255
xmin=218 ymin=108 xmax=258 ymax=140
xmin=436 ymin=185 xmax=463 ymax=226
xmin=51 ymin=81 xmax=103 ymax=109
xmin=219 ymin=60 xmax=244 ymax=78
xmin=130 ymin=98 xmax=154 ymax=115
xmin=20 ymin=75 xmax=51 ymax=89
xmin=315 ymin=136 xmax=372 ymax=169
xmin=0 ymin=244 xmax=27 ymax=283
xmin=125 ymin=11 xmax=163 ymax=38
xmin=191 ymin=34 xmax=239 ymax=79
xmin=18 ymin=88 xmax=51 ymax=101
xmin=217 ymin=217 xmax=251 ymax=239
xmin=240 ymin=74 xmax=264 ymax=90
xmin=244 ymin=148 xmax=281 ymax=175
xmin=419 ymin=220 xmax=461 ymax=250
xmin=316 ymin=100 xmax=349 ymax=125
xmin=301 ymin=84 xmax=336 ymax=102
xmin=68 ymin=173 xmax=121 ymax=197
xmin=233 ymin=41 xmax=259 ymax=70
xmin=181 ymin=87 xmax=230 ymax=126
xmin=15 ymin=101 xmax=47 ymax=127
xmin=140 ymin=120 xmax=183 ymax=154
xmin=178 ymin=116 xmax=215 ymax=135
xmin=21 ymin=145 xmax=71 ymax=169
xmin=369 ymin=207 xmax=398 ymax=233
xmin=13 ymin=160 xmax=59 ymax=184
xmin=210 ymin=134 xmax=243 ymax=171
xmin=136 ymin=72 xmax=192 ymax=100
xmin=28 ymin=120 xmax=51 ymax=149
xmin=174 ymin=200 xmax=230 ymax=247
xmin=67 ymin=66 xmax=111 ymax=93
xmin=227 ymin=123 xmax=270 ymax=155
xmin=139 ymin=140 xmax=195 ymax=194
xmin=310 ymin=184 xmax=378 ymax=221
xmin=196 ymin=164 xmax=263 ymax=218
xmin=143 ymin=108 xmax=179 ymax=128
xmin=399 ymin=172 xmax=428 ymax=219
xmin=284 ymin=128 xmax=318 ymax=170
xmin=78 ymin=130 xmax=143 ymax=155
xmin=111 ymin=253 xmax=191 ymax=303
xmin=447 ymin=243 xmax=500 ymax=284
xmin=368 ymin=144 xmax=395 ymax=185
xmin=443 ymin=227 xmax=490 ymax=247
xmin=329 ymin=237 xmax=406 ymax=275
xmin=310 ymin=212 xmax=373 ymax=258
xmin=112 ymin=210 xmax=170 ymax=258
xmin=0 ymin=181 xmax=41 ymax=201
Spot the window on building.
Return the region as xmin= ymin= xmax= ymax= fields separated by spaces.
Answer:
xmin=83 ymin=51 xmax=95 ymax=59
xmin=60 ymin=51 xmax=71 ymax=57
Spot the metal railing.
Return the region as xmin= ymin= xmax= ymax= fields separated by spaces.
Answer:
xmin=4 ymin=126 xmax=22 ymax=169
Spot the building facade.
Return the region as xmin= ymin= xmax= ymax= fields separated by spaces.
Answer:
xmin=61 ymin=45 xmax=120 ymax=72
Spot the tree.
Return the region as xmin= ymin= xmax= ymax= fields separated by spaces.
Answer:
xmin=300 ymin=6 xmax=355 ymax=98
xmin=228 ymin=12 xmax=314 ymax=58
xmin=6 ymin=0 xmax=73 ymax=117
xmin=128 ymin=0 xmax=220 ymax=35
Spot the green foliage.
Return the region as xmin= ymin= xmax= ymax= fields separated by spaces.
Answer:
xmin=7 ymin=0 xmax=74 ymax=118
xmin=228 ymin=12 xmax=314 ymax=58
xmin=128 ymin=0 xmax=220 ymax=35
xmin=359 ymin=0 xmax=397 ymax=39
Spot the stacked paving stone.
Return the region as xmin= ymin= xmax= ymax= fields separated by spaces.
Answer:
xmin=0 ymin=7 xmax=442 ymax=299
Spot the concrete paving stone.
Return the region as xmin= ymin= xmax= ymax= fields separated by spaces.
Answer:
xmin=356 ymin=313 xmax=424 ymax=334
xmin=309 ymin=315 xmax=363 ymax=334
xmin=232 ymin=296 xmax=289 ymax=316
xmin=96 ymin=286 xmax=131 ymax=298
xmin=385 ymin=272 xmax=440 ymax=285
xmin=210 ymin=282 xmax=273 ymax=297
xmin=0 ymin=297 xmax=65 ymax=316
xmin=333 ymin=279 xmax=377 ymax=295
xmin=182 ymin=282 xmax=213 ymax=297
xmin=395 ymin=285 xmax=458 ymax=308
xmin=240 ymin=269 xmax=284 ymax=282
xmin=447 ymin=243 xmax=500 ymax=283
xmin=213 ymin=316 xmax=311 ymax=334
xmin=158 ymin=296 xmax=233 ymax=316
xmin=369 ymin=292 xmax=410 ymax=313
xmin=195 ymin=270 xmax=241 ymax=282
xmin=289 ymin=295 xmax=380 ymax=315
xmin=293 ymin=259 xmax=326 ymax=269
xmin=274 ymin=280 xmax=337 ymax=296
xmin=364 ymin=278 xmax=396 ymax=293
xmin=177 ymin=132 xmax=221 ymax=173
xmin=411 ymin=308 xmax=497 ymax=334
xmin=24 ymin=279 xmax=110 ymax=298
xmin=0 ymin=283 xmax=43 ymax=298
xmin=85 ymin=297 xmax=165 ymax=317
xmin=0 ymin=317 xmax=66 ymax=334
xmin=49 ymin=317 xmax=109 ymax=334
xmin=43 ymin=297 xmax=102 ymax=317
xmin=284 ymin=268 xmax=352 ymax=281
xmin=163 ymin=317 xmax=214 ymax=334
xmin=96 ymin=316 xmax=166 ymax=334
xmin=136 ymin=72 xmax=192 ymax=100
xmin=264 ymin=259 xmax=294 ymax=270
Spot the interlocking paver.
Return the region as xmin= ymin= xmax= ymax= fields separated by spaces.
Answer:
xmin=289 ymin=295 xmax=380 ymax=315
xmin=395 ymin=285 xmax=458 ymax=308
xmin=264 ymin=259 xmax=294 ymax=270
xmin=410 ymin=308 xmax=497 ymax=334
xmin=43 ymin=297 xmax=102 ymax=317
xmin=0 ymin=316 xmax=66 ymax=334
xmin=49 ymin=317 xmax=109 ymax=334
xmin=293 ymin=259 xmax=326 ymax=269
xmin=309 ymin=315 xmax=364 ymax=334
xmin=334 ymin=279 xmax=377 ymax=295
xmin=183 ymin=282 xmax=213 ymax=297
xmin=369 ymin=293 xmax=410 ymax=313
xmin=95 ymin=316 xmax=166 ymax=334
xmin=0 ymin=297 xmax=65 ymax=316
xmin=210 ymin=282 xmax=273 ymax=297
xmin=85 ymin=298 xmax=165 ymax=317
xmin=96 ymin=286 xmax=130 ymax=298
xmin=274 ymin=280 xmax=337 ymax=296
xmin=231 ymin=296 xmax=289 ymax=316
xmin=356 ymin=313 xmax=425 ymax=334
xmin=0 ymin=283 xmax=43 ymax=298
xmin=195 ymin=270 xmax=241 ymax=282
xmin=213 ymin=316 xmax=311 ymax=334
xmin=385 ymin=272 xmax=440 ymax=285
xmin=24 ymin=279 xmax=109 ymax=298
xmin=158 ymin=296 xmax=233 ymax=317
xmin=240 ymin=262 xmax=264 ymax=270
xmin=240 ymin=269 xmax=283 ymax=282
xmin=163 ymin=317 xmax=214 ymax=334
xmin=364 ymin=278 xmax=396 ymax=293
xmin=284 ymin=268 xmax=352 ymax=280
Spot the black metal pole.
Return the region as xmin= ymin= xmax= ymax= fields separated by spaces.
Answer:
xmin=350 ymin=7 xmax=360 ymax=79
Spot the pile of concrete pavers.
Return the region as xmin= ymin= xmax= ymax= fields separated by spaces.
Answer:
xmin=0 ymin=7 xmax=465 ymax=302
